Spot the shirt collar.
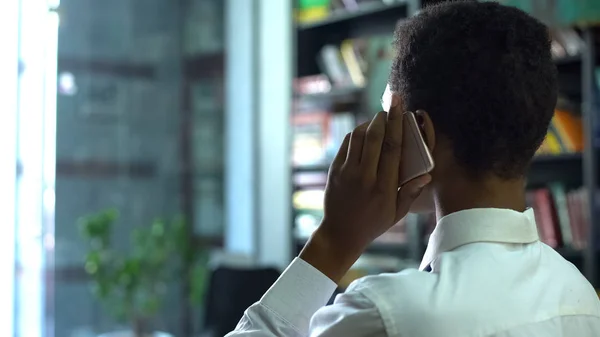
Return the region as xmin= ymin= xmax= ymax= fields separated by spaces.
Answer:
xmin=419 ymin=208 xmax=539 ymax=271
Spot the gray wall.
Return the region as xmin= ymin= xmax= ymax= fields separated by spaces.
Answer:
xmin=54 ymin=0 xmax=184 ymax=335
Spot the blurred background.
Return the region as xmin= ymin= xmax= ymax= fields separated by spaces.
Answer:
xmin=1 ymin=0 xmax=600 ymax=336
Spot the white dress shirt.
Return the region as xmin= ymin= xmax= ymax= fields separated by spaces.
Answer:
xmin=226 ymin=208 xmax=600 ymax=336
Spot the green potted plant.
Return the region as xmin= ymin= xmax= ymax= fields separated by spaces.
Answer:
xmin=79 ymin=209 xmax=208 ymax=337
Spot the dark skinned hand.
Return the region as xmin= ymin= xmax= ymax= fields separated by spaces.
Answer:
xmin=299 ymin=94 xmax=432 ymax=283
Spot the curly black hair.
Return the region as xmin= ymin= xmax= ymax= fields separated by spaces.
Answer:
xmin=389 ymin=1 xmax=558 ymax=179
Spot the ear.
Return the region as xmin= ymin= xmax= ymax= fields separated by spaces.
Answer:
xmin=416 ymin=110 xmax=435 ymax=151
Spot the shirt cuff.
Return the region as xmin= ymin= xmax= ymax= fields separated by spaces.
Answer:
xmin=260 ymin=257 xmax=338 ymax=334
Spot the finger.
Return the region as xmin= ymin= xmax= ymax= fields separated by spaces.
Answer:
xmin=360 ymin=111 xmax=386 ymax=176
xmin=395 ymin=174 xmax=431 ymax=221
xmin=377 ymin=100 xmax=404 ymax=191
xmin=330 ymin=133 xmax=350 ymax=173
xmin=347 ymin=122 xmax=369 ymax=165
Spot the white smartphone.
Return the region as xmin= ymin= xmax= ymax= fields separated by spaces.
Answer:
xmin=398 ymin=111 xmax=435 ymax=186
xmin=380 ymin=86 xmax=434 ymax=185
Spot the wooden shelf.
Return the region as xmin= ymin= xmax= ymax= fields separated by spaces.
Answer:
xmin=531 ymin=152 xmax=582 ymax=163
xmin=298 ymin=2 xmax=408 ymax=31
xmin=527 ymin=153 xmax=583 ymax=187
xmin=554 ymin=54 xmax=582 ymax=66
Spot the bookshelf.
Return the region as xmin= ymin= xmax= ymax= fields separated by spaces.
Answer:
xmin=291 ymin=2 xmax=600 ymax=287
xmin=297 ymin=2 xmax=416 ymax=77
xmin=298 ymin=1 xmax=409 ymax=31
xmin=581 ymin=29 xmax=598 ymax=286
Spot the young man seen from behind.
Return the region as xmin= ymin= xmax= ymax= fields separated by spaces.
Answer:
xmin=226 ymin=1 xmax=600 ymax=336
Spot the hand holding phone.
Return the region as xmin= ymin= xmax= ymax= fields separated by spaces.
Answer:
xmin=301 ymin=99 xmax=432 ymax=283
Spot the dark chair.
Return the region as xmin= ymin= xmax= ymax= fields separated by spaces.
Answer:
xmin=203 ymin=266 xmax=281 ymax=337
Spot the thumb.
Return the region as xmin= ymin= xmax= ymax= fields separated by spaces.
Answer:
xmin=395 ymin=174 xmax=431 ymax=220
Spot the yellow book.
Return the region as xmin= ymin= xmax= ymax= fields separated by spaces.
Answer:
xmin=537 ymin=130 xmax=562 ymax=155
xmin=553 ymin=109 xmax=583 ymax=152
xmin=544 ymin=130 xmax=563 ymax=154
xmin=296 ymin=6 xmax=329 ymax=24
xmin=340 ymin=40 xmax=366 ymax=87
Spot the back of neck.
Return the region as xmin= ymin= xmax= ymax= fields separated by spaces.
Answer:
xmin=434 ymin=172 xmax=527 ymax=221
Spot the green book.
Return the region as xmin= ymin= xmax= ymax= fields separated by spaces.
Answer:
xmin=549 ymin=183 xmax=572 ymax=247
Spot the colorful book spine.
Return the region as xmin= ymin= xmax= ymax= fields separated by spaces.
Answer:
xmin=550 ymin=183 xmax=572 ymax=248
xmin=340 ymin=40 xmax=366 ymax=88
xmin=528 ymin=189 xmax=561 ymax=248
xmin=552 ymin=109 xmax=584 ymax=152
xmin=319 ymin=45 xmax=353 ymax=88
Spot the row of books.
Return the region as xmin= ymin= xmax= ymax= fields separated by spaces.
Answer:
xmin=550 ymin=28 xmax=584 ymax=60
xmin=527 ymin=185 xmax=589 ymax=250
xmin=536 ymin=108 xmax=584 ymax=155
xmin=302 ymin=25 xmax=582 ymax=92
xmin=293 ymin=32 xmax=586 ymax=165
xmin=294 ymin=183 xmax=591 ymax=252
xmin=292 ymin=111 xmax=356 ymax=166
xmin=292 ymin=106 xmax=584 ymax=168
xmin=298 ymin=10 xmax=584 ymax=59
xmin=293 ymin=187 xmax=412 ymax=245
xmin=295 ymin=0 xmax=391 ymax=25
xmin=292 ymin=31 xmax=398 ymax=167
xmin=318 ymin=35 xmax=394 ymax=112
xmin=318 ymin=40 xmax=368 ymax=89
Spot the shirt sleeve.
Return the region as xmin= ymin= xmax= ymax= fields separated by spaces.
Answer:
xmin=226 ymin=258 xmax=386 ymax=337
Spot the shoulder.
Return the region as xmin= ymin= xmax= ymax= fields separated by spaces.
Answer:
xmin=538 ymin=244 xmax=600 ymax=314
xmin=349 ymin=268 xmax=433 ymax=288
xmin=347 ymin=269 xmax=438 ymax=313
xmin=349 ymin=268 xmax=436 ymax=291
xmin=342 ymin=269 xmax=441 ymax=335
